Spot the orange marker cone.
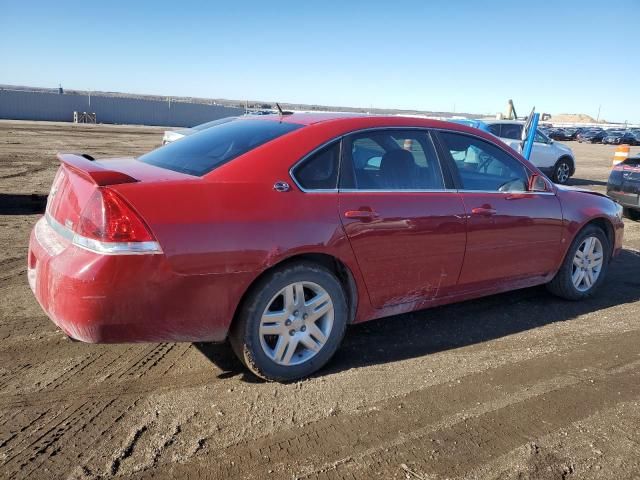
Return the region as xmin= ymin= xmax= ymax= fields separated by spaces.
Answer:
xmin=613 ymin=144 xmax=630 ymax=167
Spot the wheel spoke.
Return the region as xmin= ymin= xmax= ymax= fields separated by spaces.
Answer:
xmin=260 ymin=322 xmax=284 ymax=336
xmin=591 ymin=251 xmax=603 ymax=261
xmin=262 ymin=310 xmax=289 ymax=324
xmin=283 ymin=285 xmax=296 ymax=310
xmin=282 ymin=337 xmax=299 ymax=364
xmin=294 ymin=283 xmax=305 ymax=307
xmin=306 ymin=293 xmax=331 ymax=322
xmin=272 ymin=336 xmax=289 ymax=362
xmin=572 ymin=268 xmax=585 ymax=287
xmin=299 ymin=334 xmax=321 ymax=353
xmin=306 ymin=322 xmax=328 ymax=345
xmin=585 ymin=237 xmax=595 ymax=256
xmin=584 ymin=270 xmax=594 ymax=287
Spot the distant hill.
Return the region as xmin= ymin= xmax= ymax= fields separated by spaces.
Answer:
xmin=550 ymin=113 xmax=600 ymax=124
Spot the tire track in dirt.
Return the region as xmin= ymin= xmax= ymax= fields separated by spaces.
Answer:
xmin=323 ymin=362 xmax=640 ymax=479
xmin=15 ymin=398 xmax=128 ymax=479
xmin=0 ymin=400 xmax=94 ymax=476
xmin=141 ymin=330 xmax=640 ymax=479
xmin=0 ymin=344 xmax=198 ymax=409
xmin=0 ymin=257 xmax=25 ymax=284
xmin=116 ymin=344 xmax=177 ymax=380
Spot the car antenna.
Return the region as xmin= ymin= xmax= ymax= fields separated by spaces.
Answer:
xmin=275 ymin=102 xmax=293 ymax=116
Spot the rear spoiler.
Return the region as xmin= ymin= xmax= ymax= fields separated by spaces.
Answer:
xmin=57 ymin=153 xmax=138 ymax=186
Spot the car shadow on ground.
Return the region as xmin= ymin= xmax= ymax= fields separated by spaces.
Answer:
xmin=195 ymin=249 xmax=640 ymax=383
xmin=567 ymin=177 xmax=608 ymax=187
xmin=0 ymin=193 xmax=48 ymax=215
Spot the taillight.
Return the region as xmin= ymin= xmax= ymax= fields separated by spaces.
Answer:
xmin=73 ymin=188 xmax=161 ymax=254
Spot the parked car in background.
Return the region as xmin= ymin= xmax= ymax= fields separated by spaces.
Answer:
xmin=27 ymin=113 xmax=624 ymax=381
xmin=161 ymin=117 xmax=238 ymax=145
xmin=602 ymin=131 xmax=639 ymax=145
xmin=608 ymin=155 xmax=640 ymax=220
xmin=548 ymin=128 xmax=573 ymax=141
xmin=578 ymin=129 xmax=607 ymax=144
xmin=484 ymin=120 xmax=576 ymax=184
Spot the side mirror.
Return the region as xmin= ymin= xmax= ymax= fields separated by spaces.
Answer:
xmin=529 ymin=174 xmax=550 ymax=192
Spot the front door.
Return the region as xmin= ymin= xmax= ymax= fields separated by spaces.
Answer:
xmin=338 ymin=129 xmax=467 ymax=308
xmin=434 ymin=130 xmax=564 ymax=291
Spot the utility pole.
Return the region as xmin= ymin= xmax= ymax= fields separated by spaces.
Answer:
xmin=596 ymin=105 xmax=601 ymax=123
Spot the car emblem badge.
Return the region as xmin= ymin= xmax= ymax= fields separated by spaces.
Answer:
xmin=273 ymin=181 xmax=290 ymax=192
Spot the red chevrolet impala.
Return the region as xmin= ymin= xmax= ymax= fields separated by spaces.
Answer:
xmin=28 ymin=114 xmax=624 ymax=381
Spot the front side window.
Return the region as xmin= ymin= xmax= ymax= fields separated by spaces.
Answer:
xmin=535 ymin=129 xmax=549 ymax=143
xmin=438 ymin=132 xmax=528 ymax=192
xmin=293 ymin=141 xmax=340 ymax=190
xmin=341 ymin=130 xmax=445 ymax=190
xmin=139 ymin=119 xmax=303 ymax=176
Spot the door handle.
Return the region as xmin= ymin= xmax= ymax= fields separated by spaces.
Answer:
xmin=471 ymin=207 xmax=497 ymax=216
xmin=344 ymin=209 xmax=380 ymax=220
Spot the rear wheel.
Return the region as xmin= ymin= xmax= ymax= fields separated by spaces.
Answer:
xmin=546 ymin=225 xmax=610 ymax=300
xmin=229 ymin=262 xmax=348 ymax=382
xmin=552 ymin=158 xmax=572 ymax=184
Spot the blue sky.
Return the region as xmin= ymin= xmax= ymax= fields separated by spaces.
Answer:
xmin=2 ymin=0 xmax=639 ymax=122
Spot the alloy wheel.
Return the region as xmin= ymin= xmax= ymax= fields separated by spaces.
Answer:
xmin=571 ymin=236 xmax=604 ymax=292
xmin=556 ymin=161 xmax=570 ymax=183
xmin=259 ymin=281 xmax=334 ymax=366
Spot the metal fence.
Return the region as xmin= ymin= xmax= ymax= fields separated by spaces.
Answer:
xmin=0 ymin=89 xmax=244 ymax=127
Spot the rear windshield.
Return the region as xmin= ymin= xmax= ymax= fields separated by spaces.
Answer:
xmin=139 ymin=119 xmax=303 ymax=175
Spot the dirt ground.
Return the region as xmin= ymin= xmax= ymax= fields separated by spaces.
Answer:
xmin=1 ymin=120 xmax=639 ymax=480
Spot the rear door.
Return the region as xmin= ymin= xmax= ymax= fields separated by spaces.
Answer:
xmin=338 ymin=129 xmax=467 ymax=308
xmin=433 ymin=130 xmax=564 ymax=291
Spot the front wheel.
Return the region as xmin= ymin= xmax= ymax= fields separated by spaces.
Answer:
xmin=552 ymin=158 xmax=572 ymax=184
xmin=546 ymin=225 xmax=610 ymax=300
xmin=229 ymin=262 xmax=348 ymax=382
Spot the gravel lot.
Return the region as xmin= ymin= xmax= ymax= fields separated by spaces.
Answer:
xmin=1 ymin=120 xmax=639 ymax=480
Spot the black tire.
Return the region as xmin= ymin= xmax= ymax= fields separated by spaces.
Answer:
xmin=229 ymin=262 xmax=348 ymax=382
xmin=623 ymin=207 xmax=640 ymax=221
xmin=546 ymin=225 xmax=610 ymax=300
xmin=552 ymin=157 xmax=573 ymax=184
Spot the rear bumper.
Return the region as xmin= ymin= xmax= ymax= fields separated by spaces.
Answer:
xmin=28 ymin=217 xmax=252 ymax=343
xmin=607 ymin=190 xmax=640 ymax=210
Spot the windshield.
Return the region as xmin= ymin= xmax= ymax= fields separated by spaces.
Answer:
xmin=139 ymin=119 xmax=303 ymax=175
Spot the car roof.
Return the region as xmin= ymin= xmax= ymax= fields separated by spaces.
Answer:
xmin=238 ymin=112 xmax=367 ymax=126
xmin=238 ymin=112 xmax=490 ymax=131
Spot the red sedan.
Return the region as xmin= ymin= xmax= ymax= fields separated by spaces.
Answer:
xmin=28 ymin=114 xmax=624 ymax=381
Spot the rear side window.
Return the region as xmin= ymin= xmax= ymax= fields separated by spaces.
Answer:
xmin=293 ymin=142 xmax=340 ymax=190
xmin=501 ymin=124 xmax=523 ymax=140
xmin=139 ymin=119 xmax=303 ymax=176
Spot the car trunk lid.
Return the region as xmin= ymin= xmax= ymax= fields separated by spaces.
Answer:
xmin=46 ymin=153 xmax=193 ymax=233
